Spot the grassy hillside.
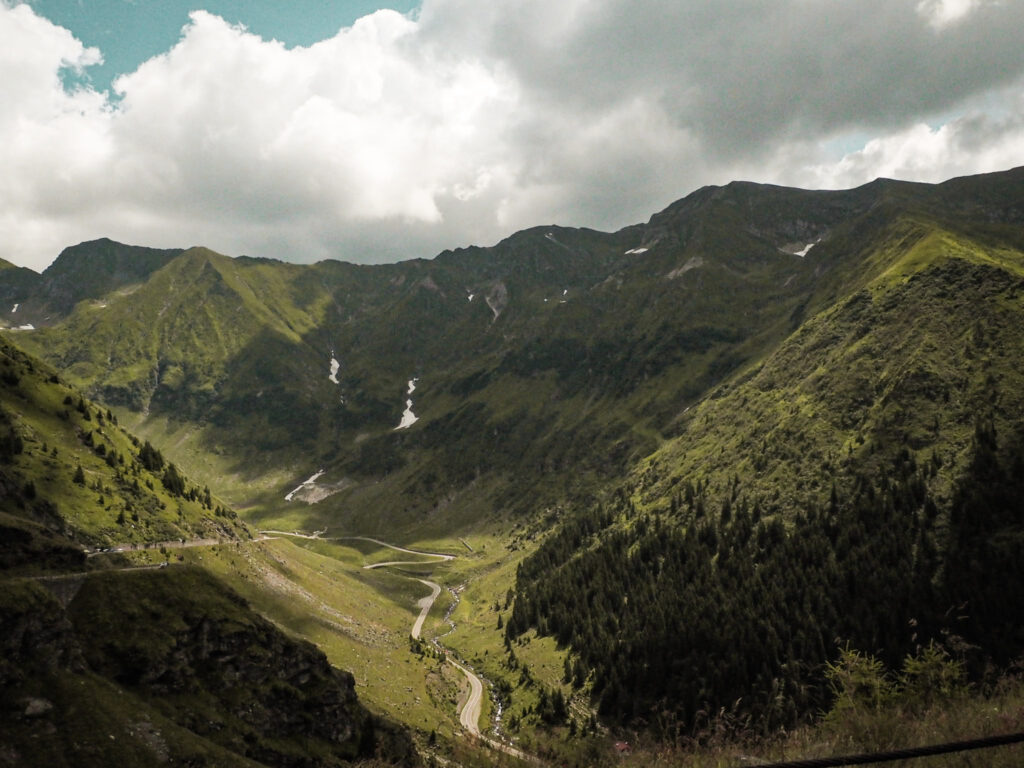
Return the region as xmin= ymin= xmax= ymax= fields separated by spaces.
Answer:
xmin=0 ymin=335 xmax=249 ymax=571
xmin=0 ymin=335 xmax=420 ymax=766
xmin=638 ymin=216 xmax=1024 ymax=518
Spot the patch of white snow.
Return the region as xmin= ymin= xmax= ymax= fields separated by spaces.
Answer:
xmin=329 ymin=355 xmax=341 ymax=384
xmin=795 ymin=242 xmax=816 ymax=257
xmin=11 ymin=304 xmax=18 ymax=313
xmin=285 ymin=469 xmax=326 ymax=502
xmin=467 ymin=293 xmax=474 ymax=302
xmin=396 ymin=400 xmax=419 ymax=429
xmin=625 ymin=247 xmax=649 ymax=255
xmin=562 ymin=289 xmax=568 ymax=296
xmin=395 ymin=378 xmax=420 ymax=430
xmin=12 ymin=324 xmax=35 ymax=331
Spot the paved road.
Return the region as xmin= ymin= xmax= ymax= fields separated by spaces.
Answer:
xmin=450 ymin=657 xmax=484 ymax=735
xmin=261 ymin=528 xmax=534 ymax=761
xmin=86 ymin=535 xmax=269 ymax=558
xmin=411 ymin=579 xmax=442 ymax=640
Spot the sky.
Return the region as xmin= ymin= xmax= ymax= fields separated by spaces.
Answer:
xmin=2 ymin=0 xmax=1024 ymax=272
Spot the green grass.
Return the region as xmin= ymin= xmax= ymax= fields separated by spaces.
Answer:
xmin=0 ymin=336 xmax=248 ymax=559
xmin=178 ymin=538 xmax=465 ymax=740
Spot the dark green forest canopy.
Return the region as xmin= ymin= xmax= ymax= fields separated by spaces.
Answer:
xmin=509 ymin=417 xmax=1024 ymax=733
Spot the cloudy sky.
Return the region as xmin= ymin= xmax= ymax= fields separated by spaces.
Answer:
xmin=2 ymin=0 xmax=1023 ymax=272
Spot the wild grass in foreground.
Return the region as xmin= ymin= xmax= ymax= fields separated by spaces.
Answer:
xmin=607 ymin=647 xmax=1024 ymax=768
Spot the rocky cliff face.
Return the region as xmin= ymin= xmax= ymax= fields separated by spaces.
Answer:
xmin=0 ymin=569 xmax=418 ymax=768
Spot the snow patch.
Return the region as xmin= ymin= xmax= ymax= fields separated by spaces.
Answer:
xmin=329 ymin=355 xmax=341 ymax=384
xmin=562 ymin=289 xmax=568 ymax=296
xmin=625 ymin=247 xmax=649 ymax=255
xmin=395 ymin=378 xmax=420 ymax=430
xmin=11 ymin=304 xmax=18 ymax=313
xmin=11 ymin=324 xmax=35 ymax=331
xmin=780 ymin=237 xmax=823 ymax=257
xmin=467 ymin=293 xmax=474 ymax=302
xmin=285 ymin=469 xmax=325 ymax=502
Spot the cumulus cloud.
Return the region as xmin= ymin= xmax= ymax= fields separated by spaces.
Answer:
xmin=797 ymin=101 xmax=1024 ymax=190
xmin=2 ymin=0 xmax=1024 ymax=272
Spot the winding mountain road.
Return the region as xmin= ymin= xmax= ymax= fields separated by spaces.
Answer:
xmin=261 ymin=529 xmax=533 ymax=760
xmin=451 ymin=657 xmax=485 ymax=735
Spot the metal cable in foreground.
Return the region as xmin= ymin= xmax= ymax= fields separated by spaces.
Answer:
xmin=748 ymin=731 xmax=1024 ymax=767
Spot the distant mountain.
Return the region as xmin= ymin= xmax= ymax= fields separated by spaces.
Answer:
xmin=0 ymin=258 xmax=41 ymax=321
xmin=6 ymin=168 xmax=1024 ymax=535
xmin=1 ymin=238 xmax=182 ymax=328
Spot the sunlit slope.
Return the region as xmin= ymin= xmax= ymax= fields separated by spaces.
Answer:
xmin=0 ymin=334 xmax=248 ymax=570
xmin=636 ymin=213 xmax=1024 ymax=520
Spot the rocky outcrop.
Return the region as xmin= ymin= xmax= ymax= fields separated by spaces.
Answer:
xmin=0 ymin=568 xmax=418 ymax=767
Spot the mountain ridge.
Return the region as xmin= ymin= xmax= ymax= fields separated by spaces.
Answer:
xmin=6 ymin=167 xmax=1024 ymax=533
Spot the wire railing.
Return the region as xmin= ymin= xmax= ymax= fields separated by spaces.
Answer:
xmin=749 ymin=730 xmax=1024 ymax=767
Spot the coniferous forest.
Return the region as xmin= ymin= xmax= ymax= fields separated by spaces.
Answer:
xmin=508 ymin=419 xmax=1024 ymax=734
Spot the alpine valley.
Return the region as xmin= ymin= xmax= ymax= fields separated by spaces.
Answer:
xmin=3 ymin=166 xmax=1024 ymax=767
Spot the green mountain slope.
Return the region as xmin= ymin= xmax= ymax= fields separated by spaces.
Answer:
xmin=8 ymin=168 xmax=1024 ymax=541
xmin=0 ymin=334 xmax=249 ymax=570
xmin=0 ymin=336 xmax=418 ymax=767
xmin=507 ymin=207 xmax=1024 ymax=732
xmin=638 ymin=213 xmax=1024 ymax=516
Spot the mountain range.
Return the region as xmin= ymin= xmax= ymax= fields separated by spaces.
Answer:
xmin=3 ymin=165 xmax=1024 ymax=765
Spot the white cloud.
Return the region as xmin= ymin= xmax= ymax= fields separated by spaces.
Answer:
xmin=2 ymin=0 xmax=1024 ymax=272
xmin=916 ymin=0 xmax=992 ymax=30
xmin=793 ymin=88 xmax=1024 ymax=190
xmin=0 ymin=5 xmax=523 ymax=269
